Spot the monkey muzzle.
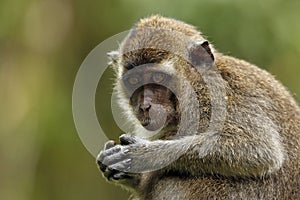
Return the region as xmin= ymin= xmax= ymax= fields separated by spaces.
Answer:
xmin=139 ymin=104 xmax=167 ymax=131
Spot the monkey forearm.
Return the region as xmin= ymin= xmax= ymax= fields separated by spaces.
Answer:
xmin=168 ymin=131 xmax=284 ymax=178
xmin=99 ymin=130 xmax=284 ymax=183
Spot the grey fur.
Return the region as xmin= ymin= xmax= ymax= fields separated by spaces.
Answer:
xmin=97 ymin=15 xmax=300 ymax=200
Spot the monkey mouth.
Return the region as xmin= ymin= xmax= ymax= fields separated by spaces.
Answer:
xmin=141 ymin=117 xmax=151 ymax=126
xmin=140 ymin=116 xmax=166 ymax=131
xmin=137 ymin=104 xmax=169 ymax=131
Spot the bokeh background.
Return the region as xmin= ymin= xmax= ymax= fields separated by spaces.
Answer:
xmin=1 ymin=0 xmax=300 ymax=199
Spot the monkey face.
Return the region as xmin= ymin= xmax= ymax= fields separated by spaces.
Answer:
xmin=122 ymin=68 xmax=179 ymax=131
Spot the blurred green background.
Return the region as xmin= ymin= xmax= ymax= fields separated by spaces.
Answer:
xmin=1 ymin=0 xmax=300 ymax=199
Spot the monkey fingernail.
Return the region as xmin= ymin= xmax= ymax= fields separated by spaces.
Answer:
xmin=105 ymin=140 xmax=116 ymax=149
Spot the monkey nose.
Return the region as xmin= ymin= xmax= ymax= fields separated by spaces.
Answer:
xmin=139 ymin=104 xmax=151 ymax=112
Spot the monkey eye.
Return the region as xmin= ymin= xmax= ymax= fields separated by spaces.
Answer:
xmin=152 ymin=72 xmax=166 ymax=83
xmin=127 ymin=76 xmax=140 ymax=85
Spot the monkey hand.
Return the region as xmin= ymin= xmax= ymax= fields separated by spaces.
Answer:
xmin=97 ymin=135 xmax=151 ymax=177
xmin=97 ymin=139 xmax=135 ymax=183
xmin=97 ymin=134 xmax=192 ymax=176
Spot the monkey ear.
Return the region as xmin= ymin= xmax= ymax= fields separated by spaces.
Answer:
xmin=107 ymin=51 xmax=119 ymax=71
xmin=107 ymin=51 xmax=119 ymax=64
xmin=188 ymin=41 xmax=214 ymax=67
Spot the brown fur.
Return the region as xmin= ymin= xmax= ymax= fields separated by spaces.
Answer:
xmin=101 ymin=15 xmax=300 ymax=199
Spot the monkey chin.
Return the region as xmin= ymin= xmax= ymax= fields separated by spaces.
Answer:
xmin=140 ymin=104 xmax=168 ymax=131
xmin=141 ymin=116 xmax=166 ymax=131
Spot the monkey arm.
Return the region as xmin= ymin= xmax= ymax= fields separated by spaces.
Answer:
xmin=98 ymin=125 xmax=284 ymax=180
xmin=174 ymin=129 xmax=285 ymax=178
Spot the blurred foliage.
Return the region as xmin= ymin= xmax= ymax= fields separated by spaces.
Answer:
xmin=0 ymin=0 xmax=300 ymax=200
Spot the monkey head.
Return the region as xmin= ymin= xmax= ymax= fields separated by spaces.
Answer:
xmin=111 ymin=18 xmax=216 ymax=139
xmin=121 ymin=63 xmax=179 ymax=132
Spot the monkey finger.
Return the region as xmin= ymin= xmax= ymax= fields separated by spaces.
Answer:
xmin=102 ymin=149 xmax=130 ymax=166
xmin=120 ymin=134 xmax=139 ymax=145
xmin=112 ymin=172 xmax=131 ymax=180
xmin=103 ymin=168 xmax=118 ymax=180
xmin=97 ymin=146 xmax=121 ymax=162
xmin=107 ymin=159 xmax=131 ymax=172
xmin=96 ymin=151 xmax=107 ymax=172
xmin=97 ymin=160 xmax=107 ymax=172
xmin=105 ymin=140 xmax=116 ymax=149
